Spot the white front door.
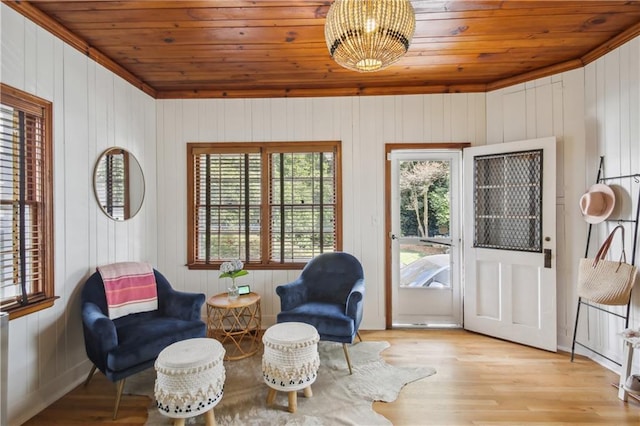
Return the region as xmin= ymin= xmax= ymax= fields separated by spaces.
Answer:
xmin=390 ymin=150 xmax=462 ymax=327
xmin=463 ymin=137 xmax=557 ymax=351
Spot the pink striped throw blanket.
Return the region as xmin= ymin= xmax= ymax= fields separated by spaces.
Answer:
xmin=97 ymin=262 xmax=158 ymax=320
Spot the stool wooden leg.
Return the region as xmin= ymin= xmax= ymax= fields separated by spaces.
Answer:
xmin=205 ymin=408 xmax=216 ymax=426
xmin=287 ymin=391 xmax=297 ymax=413
xmin=303 ymin=386 xmax=313 ymax=398
xmin=266 ymin=388 xmax=277 ymax=405
xmin=173 ymin=419 xmax=185 ymax=426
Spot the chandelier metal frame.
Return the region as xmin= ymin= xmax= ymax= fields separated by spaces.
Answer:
xmin=324 ymin=0 xmax=416 ymax=72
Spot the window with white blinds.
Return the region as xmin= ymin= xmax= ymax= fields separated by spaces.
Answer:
xmin=187 ymin=142 xmax=341 ymax=269
xmin=0 ymin=84 xmax=54 ymax=318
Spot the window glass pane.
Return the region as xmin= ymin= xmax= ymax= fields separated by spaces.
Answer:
xmin=399 ymin=159 xmax=450 ymax=238
xmin=270 ymin=151 xmax=336 ymax=263
xmin=473 ymin=149 xmax=542 ymax=252
xmin=193 ymin=152 xmax=261 ymax=262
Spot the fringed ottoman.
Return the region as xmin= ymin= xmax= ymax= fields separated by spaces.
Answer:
xmin=262 ymin=322 xmax=320 ymax=413
xmin=154 ymin=338 xmax=225 ymax=426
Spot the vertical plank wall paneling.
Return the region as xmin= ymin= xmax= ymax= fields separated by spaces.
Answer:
xmin=3 ymin=0 xmax=640 ymax=422
xmin=156 ymin=93 xmax=487 ymax=327
xmin=1 ymin=5 xmax=157 ymax=425
xmin=486 ymin=36 xmax=640 ymax=371
xmin=588 ymin=39 xmax=640 ymax=363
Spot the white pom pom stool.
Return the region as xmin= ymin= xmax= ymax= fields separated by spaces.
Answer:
xmin=154 ymin=338 xmax=225 ymax=426
xmin=262 ymin=322 xmax=320 ymax=413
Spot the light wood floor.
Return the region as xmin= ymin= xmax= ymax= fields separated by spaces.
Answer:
xmin=24 ymin=329 xmax=640 ymax=425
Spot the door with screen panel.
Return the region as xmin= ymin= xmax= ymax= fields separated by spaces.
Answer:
xmin=463 ymin=137 xmax=557 ymax=351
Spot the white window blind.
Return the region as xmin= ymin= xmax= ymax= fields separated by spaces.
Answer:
xmin=0 ymin=101 xmax=45 ymax=308
xmin=188 ymin=142 xmax=341 ymax=268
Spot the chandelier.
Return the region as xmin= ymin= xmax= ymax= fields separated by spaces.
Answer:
xmin=324 ymin=0 xmax=416 ymax=72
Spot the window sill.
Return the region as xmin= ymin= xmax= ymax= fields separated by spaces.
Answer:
xmin=187 ymin=262 xmax=307 ymax=271
xmin=4 ymin=296 xmax=58 ymax=320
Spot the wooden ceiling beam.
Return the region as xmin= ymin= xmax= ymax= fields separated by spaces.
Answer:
xmin=156 ymin=83 xmax=489 ymax=100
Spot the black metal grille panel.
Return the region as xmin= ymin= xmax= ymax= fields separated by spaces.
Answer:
xmin=473 ymin=149 xmax=542 ymax=252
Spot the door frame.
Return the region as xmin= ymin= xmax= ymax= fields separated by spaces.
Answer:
xmin=384 ymin=142 xmax=470 ymax=329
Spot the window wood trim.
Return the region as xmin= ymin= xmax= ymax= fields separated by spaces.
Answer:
xmin=0 ymin=83 xmax=55 ymax=319
xmin=186 ymin=141 xmax=342 ymax=269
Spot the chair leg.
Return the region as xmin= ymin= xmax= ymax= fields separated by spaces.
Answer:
xmin=113 ymin=379 xmax=126 ymax=420
xmin=356 ymin=331 xmax=363 ymax=343
xmin=342 ymin=343 xmax=353 ymax=375
xmin=83 ymin=364 xmax=97 ymax=388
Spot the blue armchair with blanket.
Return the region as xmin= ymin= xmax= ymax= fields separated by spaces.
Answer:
xmin=81 ymin=266 xmax=206 ymax=419
xmin=276 ymin=252 xmax=365 ymax=374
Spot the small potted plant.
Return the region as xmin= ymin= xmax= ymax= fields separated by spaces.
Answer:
xmin=219 ymin=259 xmax=248 ymax=300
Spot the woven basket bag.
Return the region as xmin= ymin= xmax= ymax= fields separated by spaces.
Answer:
xmin=577 ymin=225 xmax=637 ymax=305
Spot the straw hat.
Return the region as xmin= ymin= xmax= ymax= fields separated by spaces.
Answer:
xmin=579 ymin=183 xmax=615 ymax=224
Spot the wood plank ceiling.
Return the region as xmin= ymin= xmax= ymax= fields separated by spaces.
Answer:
xmin=5 ymin=1 xmax=640 ymax=99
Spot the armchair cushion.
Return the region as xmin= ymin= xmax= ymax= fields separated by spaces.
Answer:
xmin=277 ymin=302 xmax=355 ymax=342
xmin=107 ymin=315 xmax=205 ymax=372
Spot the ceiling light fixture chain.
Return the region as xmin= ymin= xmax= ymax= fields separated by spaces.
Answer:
xmin=324 ymin=0 xmax=416 ymax=73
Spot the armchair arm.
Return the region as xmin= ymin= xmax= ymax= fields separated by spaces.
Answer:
xmin=82 ymin=302 xmax=118 ymax=354
xmin=345 ymin=278 xmax=365 ymax=328
xmin=160 ymin=288 xmax=205 ymax=321
xmin=276 ymin=278 xmax=308 ymax=311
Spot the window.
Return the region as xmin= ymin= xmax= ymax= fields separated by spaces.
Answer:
xmin=0 ymin=84 xmax=55 ymax=319
xmin=187 ymin=142 xmax=342 ymax=269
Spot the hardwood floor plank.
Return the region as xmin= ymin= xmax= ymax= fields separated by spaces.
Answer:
xmin=22 ymin=329 xmax=640 ymax=425
xmin=368 ymin=329 xmax=640 ymax=425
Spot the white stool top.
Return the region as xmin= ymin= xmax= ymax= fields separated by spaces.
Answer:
xmin=156 ymin=338 xmax=224 ymax=370
xmin=263 ymin=322 xmax=319 ymax=346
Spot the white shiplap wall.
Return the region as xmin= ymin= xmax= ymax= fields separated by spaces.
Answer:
xmin=486 ymin=36 xmax=640 ymax=370
xmin=1 ymin=5 xmax=157 ymax=425
xmin=155 ymin=94 xmax=487 ymax=328
xmin=581 ymin=37 xmax=640 ymax=366
xmin=3 ymin=0 xmax=640 ymax=422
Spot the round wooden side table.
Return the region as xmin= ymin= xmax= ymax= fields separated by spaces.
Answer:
xmin=206 ymin=292 xmax=262 ymax=360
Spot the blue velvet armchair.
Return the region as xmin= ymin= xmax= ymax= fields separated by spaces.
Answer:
xmin=81 ymin=268 xmax=206 ymax=419
xmin=276 ymin=252 xmax=365 ymax=374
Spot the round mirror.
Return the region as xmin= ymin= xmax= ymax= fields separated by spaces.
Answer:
xmin=93 ymin=147 xmax=145 ymax=221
